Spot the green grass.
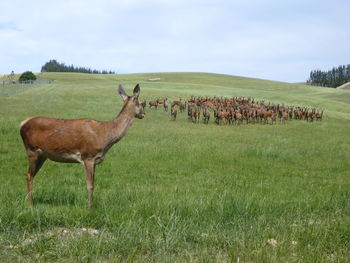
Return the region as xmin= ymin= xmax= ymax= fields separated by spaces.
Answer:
xmin=1 ymin=72 xmax=349 ymax=262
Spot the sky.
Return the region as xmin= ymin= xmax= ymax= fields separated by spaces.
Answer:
xmin=0 ymin=0 xmax=349 ymax=82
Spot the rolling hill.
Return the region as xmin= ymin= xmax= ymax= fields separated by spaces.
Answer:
xmin=0 ymin=72 xmax=349 ymax=262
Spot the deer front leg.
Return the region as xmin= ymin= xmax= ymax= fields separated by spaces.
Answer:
xmin=83 ymin=159 xmax=96 ymax=209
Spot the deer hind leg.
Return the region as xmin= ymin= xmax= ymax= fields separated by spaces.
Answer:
xmin=25 ymin=150 xmax=47 ymax=205
xmin=83 ymin=159 xmax=96 ymax=209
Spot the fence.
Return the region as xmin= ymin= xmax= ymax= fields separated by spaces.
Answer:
xmin=0 ymin=78 xmax=52 ymax=98
xmin=1 ymin=78 xmax=52 ymax=86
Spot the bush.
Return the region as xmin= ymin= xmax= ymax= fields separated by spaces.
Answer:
xmin=19 ymin=71 xmax=37 ymax=83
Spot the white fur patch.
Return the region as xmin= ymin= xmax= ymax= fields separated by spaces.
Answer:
xmin=64 ymin=152 xmax=84 ymax=164
xmin=19 ymin=117 xmax=34 ymax=128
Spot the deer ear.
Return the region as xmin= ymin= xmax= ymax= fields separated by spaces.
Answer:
xmin=133 ymin=84 xmax=140 ymax=98
xmin=118 ymin=85 xmax=128 ymax=101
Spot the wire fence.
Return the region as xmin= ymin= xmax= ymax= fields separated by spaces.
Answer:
xmin=1 ymin=78 xmax=52 ymax=86
xmin=0 ymin=78 xmax=53 ymax=97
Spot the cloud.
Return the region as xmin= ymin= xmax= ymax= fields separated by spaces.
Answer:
xmin=0 ymin=0 xmax=349 ymax=82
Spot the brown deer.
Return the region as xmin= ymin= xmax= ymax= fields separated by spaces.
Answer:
xmin=281 ymin=110 xmax=289 ymax=124
xmin=163 ymin=98 xmax=169 ymax=112
xmin=202 ymin=106 xmax=210 ymax=124
xmin=171 ymin=100 xmax=181 ymax=107
xmin=140 ymin=100 xmax=147 ymax=111
xmin=20 ymin=84 xmax=144 ymax=208
xmin=270 ymin=110 xmax=277 ymax=125
xmin=234 ymin=110 xmax=243 ymax=125
xmin=179 ymin=102 xmax=186 ymax=113
xmin=215 ymin=110 xmax=230 ymax=125
xmin=149 ymin=101 xmax=158 ymax=109
xmin=191 ymin=107 xmax=201 ymax=123
xmin=157 ymin=98 xmax=166 ymax=105
xmin=171 ymin=106 xmax=177 ymax=121
xmin=315 ymin=109 xmax=324 ymax=121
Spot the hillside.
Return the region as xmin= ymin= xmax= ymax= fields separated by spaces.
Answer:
xmin=0 ymin=72 xmax=349 ymax=262
xmin=36 ymin=72 xmax=350 ymax=119
xmin=337 ymin=81 xmax=350 ymax=90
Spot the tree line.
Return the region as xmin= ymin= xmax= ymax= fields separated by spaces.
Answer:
xmin=41 ymin=60 xmax=116 ymax=74
xmin=307 ymin=64 xmax=350 ymax=88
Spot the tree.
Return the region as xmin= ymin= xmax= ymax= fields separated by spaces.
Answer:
xmin=41 ymin=59 xmax=116 ymax=74
xmin=19 ymin=71 xmax=37 ymax=83
xmin=307 ymin=64 xmax=350 ymax=88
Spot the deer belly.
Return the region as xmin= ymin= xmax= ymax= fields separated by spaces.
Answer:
xmin=43 ymin=150 xmax=84 ymax=164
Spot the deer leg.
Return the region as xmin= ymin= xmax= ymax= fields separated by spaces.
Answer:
xmin=84 ymin=159 xmax=96 ymax=209
xmin=25 ymin=151 xmax=47 ymax=205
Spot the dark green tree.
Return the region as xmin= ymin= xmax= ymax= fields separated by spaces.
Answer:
xmin=307 ymin=64 xmax=350 ymax=88
xmin=41 ymin=59 xmax=116 ymax=74
xmin=19 ymin=71 xmax=37 ymax=82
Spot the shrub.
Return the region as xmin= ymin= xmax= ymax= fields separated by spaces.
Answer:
xmin=19 ymin=71 xmax=37 ymax=83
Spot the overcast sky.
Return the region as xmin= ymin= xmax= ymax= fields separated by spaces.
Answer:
xmin=0 ymin=0 xmax=349 ymax=82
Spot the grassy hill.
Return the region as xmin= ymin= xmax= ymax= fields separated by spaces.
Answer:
xmin=0 ymin=72 xmax=349 ymax=262
xmin=337 ymin=81 xmax=350 ymax=90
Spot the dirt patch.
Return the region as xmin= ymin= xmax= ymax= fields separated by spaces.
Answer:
xmin=336 ymin=82 xmax=350 ymax=89
xmin=6 ymin=227 xmax=101 ymax=249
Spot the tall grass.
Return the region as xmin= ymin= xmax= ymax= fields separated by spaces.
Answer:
xmin=0 ymin=72 xmax=349 ymax=262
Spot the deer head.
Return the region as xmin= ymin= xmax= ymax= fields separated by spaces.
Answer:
xmin=118 ymin=84 xmax=145 ymax=119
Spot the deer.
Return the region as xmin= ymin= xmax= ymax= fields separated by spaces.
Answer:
xmin=202 ymin=106 xmax=210 ymax=124
xmin=281 ymin=110 xmax=289 ymax=124
xmin=156 ymin=98 xmax=166 ymax=105
xmin=170 ymin=106 xmax=177 ymax=121
xmin=191 ymin=107 xmax=201 ymax=123
xmin=215 ymin=109 xmax=230 ymax=125
xmin=171 ymin=100 xmax=181 ymax=107
xmin=187 ymin=104 xmax=193 ymax=120
xmin=149 ymin=100 xmax=158 ymax=109
xmin=163 ymin=98 xmax=169 ymax=112
xmin=234 ymin=110 xmax=243 ymax=125
xmin=140 ymin=100 xmax=147 ymax=111
xmin=315 ymin=109 xmax=324 ymax=121
xmin=19 ymin=84 xmax=144 ymax=208
xmin=270 ymin=110 xmax=277 ymax=125
xmin=179 ymin=102 xmax=186 ymax=113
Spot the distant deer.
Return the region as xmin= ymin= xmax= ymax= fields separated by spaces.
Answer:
xmin=202 ymin=106 xmax=210 ymax=124
xmin=20 ymin=84 xmax=144 ymax=208
xmin=163 ymin=98 xmax=169 ymax=112
xmin=191 ymin=107 xmax=201 ymax=123
xmin=171 ymin=106 xmax=177 ymax=120
xmin=315 ymin=109 xmax=324 ymax=121
xmin=171 ymin=100 xmax=181 ymax=107
xmin=157 ymin=98 xmax=166 ymax=105
xmin=179 ymin=102 xmax=186 ymax=113
xmin=270 ymin=110 xmax=277 ymax=125
xmin=234 ymin=110 xmax=243 ymax=125
xmin=281 ymin=110 xmax=289 ymax=124
xmin=149 ymin=101 xmax=158 ymax=109
xmin=140 ymin=100 xmax=147 ymax=111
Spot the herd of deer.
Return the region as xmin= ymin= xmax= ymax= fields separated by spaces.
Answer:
xmin=144 ymin=96 xmax=324 ymax=125
xmin=19 ymin=84 xmax=324 ymax=208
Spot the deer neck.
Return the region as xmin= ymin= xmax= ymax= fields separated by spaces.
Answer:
xmin=108 ymin=103 xmax=135 ymax=144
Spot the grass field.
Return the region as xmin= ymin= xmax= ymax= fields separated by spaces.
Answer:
xmin=0 ymin=72 xmax=349 ymax=262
